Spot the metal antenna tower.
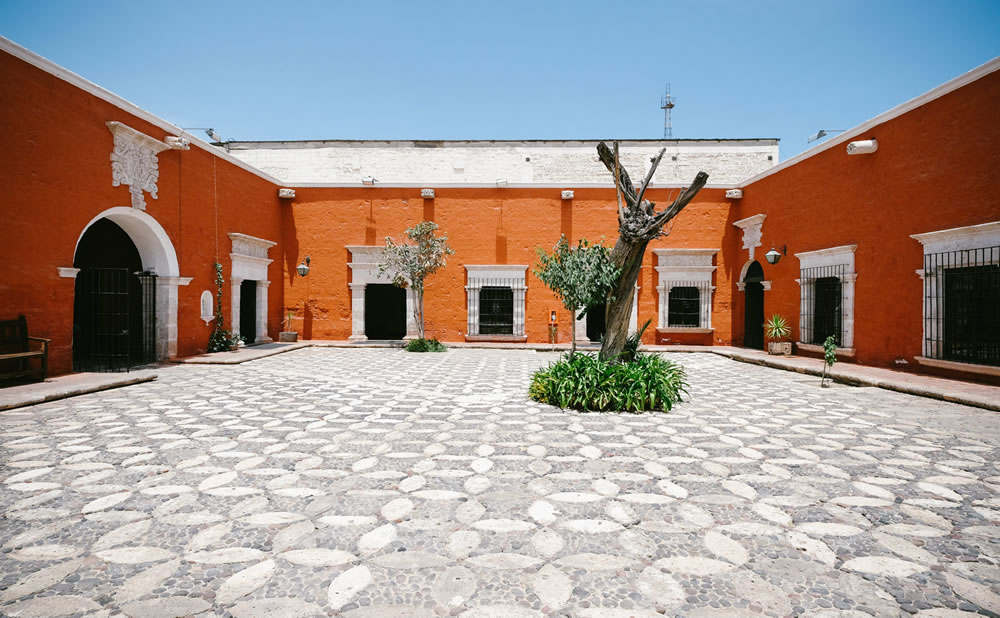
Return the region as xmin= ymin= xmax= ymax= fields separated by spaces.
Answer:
xmin=660 ymin=83 xmax=675 ymax=138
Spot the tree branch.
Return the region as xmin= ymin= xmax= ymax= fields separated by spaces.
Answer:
xmin=647 ymin=171 xmax=710 ymax=234
xmin=634 ymin=148 xmax=665 ymax=209
xmin=597 ymin=142 xmax=636 ymax=210
xmin=613 ymin=142 xmax=625 ymax=227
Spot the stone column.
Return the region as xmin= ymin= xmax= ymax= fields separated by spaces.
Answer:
xmin=630 ymin=285 xmax=640 ymax=332
xmin=465 ymin=285 xmax=478 ymax=336
xmin=155 ymin=276 xmax=192 ymax=359
xmin=348 ymin=283 xmax=367 ymax=341
xmin=404 ymin=289 xmax=418 ymax=340
xmin=230 ymin=277 xmax=243 ymax=339
xmin=841 ymin=273 xmax=857 ymax=349
xmin=255 ymin=280 xmax=272 ymax=343
xmin=514 ymin=285 xmax=527 ymax=336
xmin=574 ymin=309 xmax=590 ymax=345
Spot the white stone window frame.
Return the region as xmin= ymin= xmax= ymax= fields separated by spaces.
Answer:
xmin=911 ymin=221 xmax=1000 ymax=376
xmin=794 ymin=244 xmax=857 ymax=353
xmin=229 ymin=233 xmax=277 ymax=344
xmin=653 ymin=249 xmax=717 ymax=333
xmin=347 ymin=245 xmax=419 ymax=341
xmin=465 ymin=265 xmax=528 ymax=339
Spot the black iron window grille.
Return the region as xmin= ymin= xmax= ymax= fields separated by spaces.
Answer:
xmin=479 ymin=285 xmax=514 ymax=335
xmin=136 ymin=271 xmax=157 ymax=364
xmin=799 ymin=264 xmax=846 ymax=345
xmin=923 ymin=246 xmax=1000 ymax=366
xmin=667 ymin=283 xmax=703 ymax=327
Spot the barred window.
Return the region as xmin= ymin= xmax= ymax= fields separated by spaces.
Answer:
xmin=479 ymin=286 xmax=514 ymax=335
xmin=799 ymin=264 xmax=847 ymax=346
xmin=667 ymin=286 xmax=700 ymax=327
xmin=813 ymin=276 xmax=843 ymax=344
xmin=923 ymin=247 xmax=1000 ymax=366
xmin=465 ymin=266 xmax=527 ymax=338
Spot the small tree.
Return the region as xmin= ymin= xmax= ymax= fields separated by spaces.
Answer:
xmin=821 ymin=335 xmax=838 ymax=387
xmin=378 ymin=221 xmax=454 ymax=340
xmin=534 ymin=235 xmax=621 ymax=357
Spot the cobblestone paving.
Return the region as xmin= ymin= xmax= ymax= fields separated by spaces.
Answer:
xmin=1 ymin=348 xmax=999 ymax=618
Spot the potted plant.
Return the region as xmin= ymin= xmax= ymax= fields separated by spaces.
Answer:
xmin=764 ymin=314 xmax=792 ymax=355
xmin=279 ymin=310 xmax=299 ymax=342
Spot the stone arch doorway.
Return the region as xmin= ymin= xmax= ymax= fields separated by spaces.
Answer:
xmin=68 ymin=207 xmax=189 ymax=366
xmin=742 ymin=260 xmax=765 ymax=350
xmin=73 ymin=219 xmax=150 ymax=371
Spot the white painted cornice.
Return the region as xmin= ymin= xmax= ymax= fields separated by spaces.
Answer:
xmin=652 ymin=248 xmax=719 ymax=257
xmin=911 ymin=221 xmax=1000 ymax=247
xmin=793 ymin=244 xmax=858 ymax=259
xmin=733 ymin=214 xmax=766 ymax=229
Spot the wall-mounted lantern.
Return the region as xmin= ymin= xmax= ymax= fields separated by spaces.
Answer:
xmin=764 ymin=246 xmax=786 ymax=265
xmin=296 ymin=256 xmax=311 ymax=277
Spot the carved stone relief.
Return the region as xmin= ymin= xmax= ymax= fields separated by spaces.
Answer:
xmin=107 ymin=121 xmax=170 ymax=210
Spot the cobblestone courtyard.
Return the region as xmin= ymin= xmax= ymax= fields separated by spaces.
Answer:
xmin=1 ymin=348 xmax=999 ymax=618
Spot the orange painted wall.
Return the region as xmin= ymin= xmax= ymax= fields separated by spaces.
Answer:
xmin=737 ymin=69 xmax=1000 ymax=369
xmin=281 ymin=187 xmax=735 ymax=345
xmin=0 ymin=50 xmax=283 ymax=375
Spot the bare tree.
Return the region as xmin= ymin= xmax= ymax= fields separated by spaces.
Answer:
xmin=596 ymin=141 xmax=709 ymax=361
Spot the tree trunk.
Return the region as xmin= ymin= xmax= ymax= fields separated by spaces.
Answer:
xmin=600 ymin=239 xmax=648 ymax=360
xmin=570 ymin=311 xmax=577 ymax=358
xmin=415 ymin=287 xmax=424 ymax=339
xmin=595 ymin=141 xmax=709 ymax=362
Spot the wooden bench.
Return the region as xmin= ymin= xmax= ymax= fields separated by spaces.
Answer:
xmin=0 ymin=315 xmax=50 ymax=381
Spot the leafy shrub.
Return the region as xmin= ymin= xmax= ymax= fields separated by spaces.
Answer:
xmin=620 ymin=319 xmax=652 ymax=363
xmin=529 ymin=352 xmax=687 ymax=413
xmin=208 ymin=329 xmax=243 ymax=352
xmin=406 ymin=337 xmax=446 ymax=353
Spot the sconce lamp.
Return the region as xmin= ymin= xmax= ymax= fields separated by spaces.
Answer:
xmin=296 ymin=256 xmax=311 ymax=277
xmin=764 ymin=246 xmax=786 ymax=265
xmin=361 ymin=176 xmax=376 ymax=186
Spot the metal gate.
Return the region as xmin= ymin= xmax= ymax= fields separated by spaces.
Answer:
xmin=74 ymin=268 xmax=156 ymax=372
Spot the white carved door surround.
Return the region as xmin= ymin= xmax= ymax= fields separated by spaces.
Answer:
xmin=347 ymin=245 xmax=418 ymax=341
xmin=733 ymin=213 xmax=772 ymax=293
xmin=229 ymin=233 xmax=277 ymax=343
xmin=63 ymin=207 xmax=192 ymax=360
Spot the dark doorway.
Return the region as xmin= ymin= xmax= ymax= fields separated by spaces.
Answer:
xmin=586 ymin=303 xmax=606 ymax=343
xmin=743 ymin=261 xmax=765 ymax=350
xmin=73 ymin=218 xmax=155 ymax=372
xmin=365 ymin=284 xmax=406 ymax=340
xmin=240 ymin=279 xmax=257 ymax=344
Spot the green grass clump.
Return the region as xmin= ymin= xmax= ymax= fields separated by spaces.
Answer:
xmin=529 ymin=352 xmax=687 ymax=413
xmin=406 ymin=337 xmax=447 ymax=353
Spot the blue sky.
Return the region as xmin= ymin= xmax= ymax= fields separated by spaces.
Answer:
xmin=2 ymin=0 xmax=998 ymax=159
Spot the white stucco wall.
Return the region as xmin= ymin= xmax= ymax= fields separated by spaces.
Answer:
xmin=225 ymin=139 xmax=778 ymax=186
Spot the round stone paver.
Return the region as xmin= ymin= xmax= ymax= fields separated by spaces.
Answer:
xmin=0 ymin=347 xmax=998 ymax=616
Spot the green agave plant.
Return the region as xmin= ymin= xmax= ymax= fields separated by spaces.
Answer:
xmin=764 ymin=314 xmax=791 ymax=341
